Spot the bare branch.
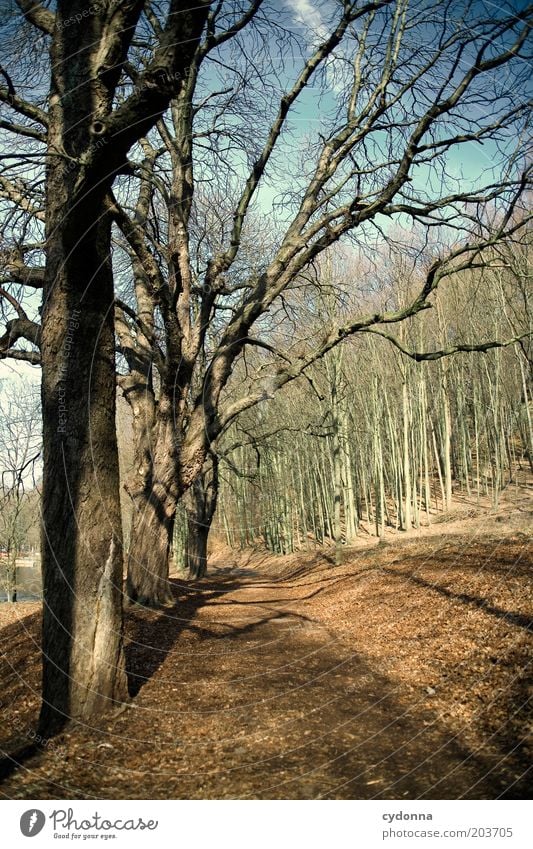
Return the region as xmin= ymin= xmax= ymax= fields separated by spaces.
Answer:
xmin=359 ymin=327 xmax=533 ymax=361
xmin=0 ymin=175 xmax=45 ymax=221
xmin=0 ymin=316 xmax=41 ymax=356
xmin=15 ymin=0 xmax=55 ymax=35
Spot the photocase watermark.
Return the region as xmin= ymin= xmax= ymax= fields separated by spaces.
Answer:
xmin=64 ymin=135 xmax=108 ymax=176
xmin=0 ymin=703 xmax=67 ymax=758
xmin=58 ymin=385 xmax=67 ymax=433
xmin=20 ymin=809 xmax=46 ymax=837
xmin=18 ymin=807 xmax=159 ymax=839
xmin=57 ymin=3 xmax=106 ymax=30
xmin=57 ymin=309 xmax=81 ymax=434
xmin=382 ymin=811 xmax=433 ymax=823
xmin=51 ymin=808 xmax=158 ymax=833
xmin=24 ymin=726 xmax=67 ymax=758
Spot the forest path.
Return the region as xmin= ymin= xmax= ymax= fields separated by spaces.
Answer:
xmin=0 ymin=528 xmax=531 ymax=799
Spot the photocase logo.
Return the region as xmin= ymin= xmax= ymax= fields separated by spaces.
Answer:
xmin=20 ymin=809 xmax=46 ymax=837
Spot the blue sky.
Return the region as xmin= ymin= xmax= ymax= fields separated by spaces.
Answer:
xmin=1 ymin=0 xmax=530 ymax=385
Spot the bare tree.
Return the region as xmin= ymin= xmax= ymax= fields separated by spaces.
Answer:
xmin=108 ymin=0 xmax=532 ymax=604
xmin=216 ymin=247 xmax=532 ymax=555
xmin=183 ymin=452 xmax=219 ymax=579
xmin=0 ymin=2 xmax=532 ymax=706
xmin=0 ymin=378 xmax=40 ymax=602
xmin=0 ymin=0 xmax=214 ymax=731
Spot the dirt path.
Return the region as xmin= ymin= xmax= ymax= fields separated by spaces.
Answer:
xmin=0 ymin=526 xmax=531 ymax=799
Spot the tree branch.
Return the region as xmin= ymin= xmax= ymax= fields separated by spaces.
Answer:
xmin=15 ymin=0 xmax=55 ymax=35
xmin=360 ymin=327 xmax=533 ymax=361
xmin=0 ymin=316 xmax=41 ymax=357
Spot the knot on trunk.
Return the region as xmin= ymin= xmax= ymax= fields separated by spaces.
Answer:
xmin=90 ymin=120 xmax=107 ymax=137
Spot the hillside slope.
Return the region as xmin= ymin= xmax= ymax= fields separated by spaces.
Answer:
xmin=0 ymin=492 xmax=531 ymax=799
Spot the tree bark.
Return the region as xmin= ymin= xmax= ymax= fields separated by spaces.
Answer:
xmin=186 ymin=521 xmax=209 ymax=579
xmin=40 ymin=206 xmax=128 ymax=733
xmin=126 ymin=491 xmax=176 ymax=606
xmin=402 ymin=379 xmax=412 ymax=530
xmin=6 ymin=550 xmax=17 ymax=603
xmin=3 ymin=0 xmax=211 ymax=733
xmin=126 ymin=407 xmax=179 ymax=606
xmin=125 ymin=398 xmax=212 ymax=602
xmin=186 ymin=455 xmax=219 ymax=580
xmin=38 ymin=2 xmax=137 ymax=733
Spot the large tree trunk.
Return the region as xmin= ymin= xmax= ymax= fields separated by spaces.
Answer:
xmin=125 ymin=428 xmax=215 ymax=601
xmin=126 ymin=490 xmax=176 ymax=606
xmin=185 ymin=455 xmax=219 ymax=580
xmin=126 ymin=393 xmax=210 ymax=603
xmin=126 ymin=450 xmax=218 ymax=599
xmin=31 ymin=0 xmax=210 ymax=734
xmin=40 ymin=210 xmax=128 ymax=733
xmin=126 ymin=406 xmax=179 ymax=607
xmin=38 ymin=9 xmax=130 ymax=735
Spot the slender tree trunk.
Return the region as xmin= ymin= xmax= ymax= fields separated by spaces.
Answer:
xmin=431 ymin=423 xmax=446 ymax=512
xmin=518 ymin=355 xmax=533 ymax=474
xmin=331 ymin=381 xmax=343 ymax=564
xmin=296 ymin=450 xmax=310 ymax=548
xmin=419 ymin=377 xmax=431 ymax=525
xmin=402 ymin=380 xmax=412 ymax=530
xmin=6 ymin=548 xmax=17 ymax=603
xmin=441 ymin=371 xmax=453 ymax=510
xmin=342 ymin=413 xmax=358 ymax=540
xmin=473 ymin=386 xmax=481 ymax=503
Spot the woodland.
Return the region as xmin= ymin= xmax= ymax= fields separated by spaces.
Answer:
xmin=0 ymin=0 xmax=531 ymax=800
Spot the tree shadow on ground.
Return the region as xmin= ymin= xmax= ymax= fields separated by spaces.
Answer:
xmin=380 ymin=566 xmax=532 ymax=632
xmin=2 ymin=599 xmax=529 ymax=799
xmin=125 ymin=576 xmax=309 ymax=697
xmin=0 ymin=555 xmax=531 ymax=799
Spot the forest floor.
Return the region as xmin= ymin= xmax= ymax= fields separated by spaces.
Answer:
xmin=0 ymin=484 xmax=531 ymax=799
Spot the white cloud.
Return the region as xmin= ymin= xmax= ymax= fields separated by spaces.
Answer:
xmin=284 ymin=0 xmax=349 ymax=94
xmin=284 ymin=0 xmax=328 ymax=45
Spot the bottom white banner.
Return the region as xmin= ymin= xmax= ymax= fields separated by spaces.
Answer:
xmin=1 ymin=799 xmax=531 ymax=848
